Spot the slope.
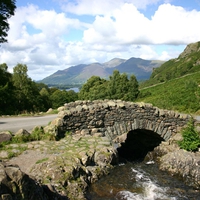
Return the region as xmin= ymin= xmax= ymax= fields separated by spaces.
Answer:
xmin=140 ymin=41 xmax=200 ymax=88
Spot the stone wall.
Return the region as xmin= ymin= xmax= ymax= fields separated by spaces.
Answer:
xmin=54 ymin=100 xmax=190 ymax=143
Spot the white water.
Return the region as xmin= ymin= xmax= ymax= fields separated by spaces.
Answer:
xmin=87 ymin=161 xmax=199 ymax=200
xmin=116 ymin=167 xmax=176 ymax=200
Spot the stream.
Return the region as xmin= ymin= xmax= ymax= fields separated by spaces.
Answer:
xmin=86 ymin=161 xmax=200 ymax=200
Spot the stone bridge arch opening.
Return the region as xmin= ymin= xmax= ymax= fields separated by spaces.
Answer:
xmin=116 ymin=129 xmax=164 ymax=162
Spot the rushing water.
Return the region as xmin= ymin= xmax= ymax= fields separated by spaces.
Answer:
xmin=86 ymin=161 xmax=200 ymax=200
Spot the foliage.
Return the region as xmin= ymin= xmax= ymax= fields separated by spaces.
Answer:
xmin=0 ymin=0 xmax=16 ymax=43
xmin=140 ymin=42 xmax=200 ymax=88
xmin=137 ymin=72 xmax=200 ymax=113
xmin=78 ymin=76 xmax=109 ymax=100
xmin=178 ymin=118 xmax=200 ymax=151
xmin=6 ymin=127 xmax=56 ymax=145
xmin=0 ymin=63 xmax=15 ymax=114
xmin=36 ymin=158 xmax=49 ymax=164
xmin=78 ymin=70 xmax=139 ymax=101
xmin=12 ymin=64 xmax=48 ymax=113
xmin=50 ymin=89 xmax=78 ymax=109
xmin=0 ymin=63 xmax=78 ymax=115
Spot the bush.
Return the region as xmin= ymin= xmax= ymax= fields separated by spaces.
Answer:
xmin=178 ymin=118 xmax=200 ymax=151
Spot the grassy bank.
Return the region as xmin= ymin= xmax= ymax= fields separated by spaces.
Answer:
xmin=137 ymin=72 xmax=200 ymax=114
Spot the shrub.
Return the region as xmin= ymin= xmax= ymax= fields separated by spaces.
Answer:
xmin=178 ymin=118 xmax=200 ymax=151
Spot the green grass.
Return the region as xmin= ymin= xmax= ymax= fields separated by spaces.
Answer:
xmin=36 ymin=158 xmax=49 ymax=164
xmin=137 ymin=72 xmax=200 ymax=114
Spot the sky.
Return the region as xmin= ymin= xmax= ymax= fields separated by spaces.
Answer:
xmin=0 ymin=0 xmax=200 ymax=80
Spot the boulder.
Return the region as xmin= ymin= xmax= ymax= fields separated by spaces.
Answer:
xmin=145 ymin=133 xmax=200 ymax=189
xmin=14 ymin=129 xmax=30 ymax=137
xmin=0 ymin=162 xmax=69 ymax=200
xmin=0 ymin=131 xmax=12 ymax=143
xmin=159 ymin=149 xmax=200 ymax=189
xmin=46 ymin=108 xmax=53 ymax=113
xmin=0 ymin=162 xmax=47 ymax=200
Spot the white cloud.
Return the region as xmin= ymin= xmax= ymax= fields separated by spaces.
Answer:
xmin=0 ymin=4 xmax=89 ymax=80
xmin=83 ymin=3 xmax=200 ymax=46
xmin=0 ymin=2 xmax=199 ymax=80
xmin=61 ymin=0 xmax=165 ymax=15
xmin=150 ymin=4 xmax=200 ymax=44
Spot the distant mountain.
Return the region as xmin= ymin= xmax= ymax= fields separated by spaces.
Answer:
xmin=39 ymin=57 xmax=164 ymax=86
xmin=140 ymin=41 xmax=200 ymax=88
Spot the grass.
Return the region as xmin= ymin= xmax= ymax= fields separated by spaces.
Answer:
xmin=0 ymin=127 xmax=58 ymax=158
xmin=137 ymin=72 xmax=200 ymax=114
xmin=36 ymin=158 xmax=49 ymax=164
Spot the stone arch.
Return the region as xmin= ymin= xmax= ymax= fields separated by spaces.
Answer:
xmin=103 ymin=119 xmax=173 ymax=143
xmin=116 ymin=129 xmax=164 ymax=161
xmin=103 ymin=120 xmax=167 ymax=161
xmin=49 ymin=99 xmax=191 ymax=161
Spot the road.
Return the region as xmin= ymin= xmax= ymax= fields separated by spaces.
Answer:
xmin=0 ymin=114 xmax=57 ymax=133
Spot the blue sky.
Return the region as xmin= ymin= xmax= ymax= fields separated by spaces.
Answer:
xmin=0 ymin=0 xmax=200 ymax=80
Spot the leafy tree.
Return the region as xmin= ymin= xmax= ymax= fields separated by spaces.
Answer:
xmin=78 ymin=70 xmax=139 ymax=101
xmin=107 ymin=70 xmax=139 ymax=101
xmin=79 ymin=76 xmax=108 ymax=100
xmin=0 ymin=0 xmax=16 ymax=43
xmin=125 ymin=74 xmax=139 ymax=101
xmin=0 ymin=63 xmax=15 ymax=114
xmin=88 ymin=80 xmax=108 ymax=100
xmin=107 ymin=70 xmax=121 ymax=99
xmin=12 ymin=64 xmax=30 ymax=111
xmin=50 ymin=89 xmax=70 ymax=108
xmin=39 ymin=87 xmax=52 ymax=110
xmin=67 ymin=89 xmax=78 ymax=102
xmin=36 ymin=82 xmax=49 ymax=91
xmin=12 ymin=64 xmax=47 ymax=113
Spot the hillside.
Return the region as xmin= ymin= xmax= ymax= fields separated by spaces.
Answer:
xmin=140 ymin=41 xmax=200 ymax=88
xmin=137 ymin=41 xmax=200 ymax=114
xmin=39 ymin=57 xmax=164 ymax=86
xmin=137 ymin=71 xmax=200 ymax=114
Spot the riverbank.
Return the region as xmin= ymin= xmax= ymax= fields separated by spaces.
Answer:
xmin=145 ymin=132 xmax=200 ymax=190
xmin=0 ymin=132 xmax=118 ymax=200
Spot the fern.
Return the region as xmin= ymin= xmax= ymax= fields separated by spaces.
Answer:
xmin=178 ymin=118 xmax=200 ymax=151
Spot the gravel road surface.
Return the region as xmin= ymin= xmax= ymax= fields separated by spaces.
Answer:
xmin=0 ymin=114 xmax=57 ymax=133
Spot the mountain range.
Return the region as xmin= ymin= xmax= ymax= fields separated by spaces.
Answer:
xmin=39 ymin=57 xmax=164 ymax=86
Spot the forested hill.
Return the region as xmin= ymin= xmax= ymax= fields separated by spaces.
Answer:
xmin=140 ymin=41 xmax=200 ymax=88
xmin=39 ymin=57 xmax=164 ymax=86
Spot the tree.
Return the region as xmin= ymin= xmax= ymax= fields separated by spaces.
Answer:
xmin=107 ymin=70 xmax=139 ymax=101
xmin=67 ymin=90 xmax=78 ymax=102
xmin=0 ymin=63 xmax=15 ymax=114
xmin=107 ymin=70 xmax=121 ymax=99
xmin=39 ymin=87 xmax=52 ymax=110
xmin=12 ymin=64 xmax=46 ymax=113
xmin=125 ymin=74 xmax=139 ymax=101
xmin=0 ymin=0 xmax=16 ymax=43
xmin=50 ymin=90 xmax=70 ymax=108
xmin=78 ymin=70 xmax=139 ymax=101
xmin=79 ymin=76 xmax=108 ymax=100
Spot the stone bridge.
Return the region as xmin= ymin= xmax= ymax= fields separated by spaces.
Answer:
xmin=53 ymin=100 xmax=191 ymax=160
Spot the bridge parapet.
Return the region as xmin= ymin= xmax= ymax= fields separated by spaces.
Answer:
xmin=55 ymin=100 xmax=190 ymax=142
